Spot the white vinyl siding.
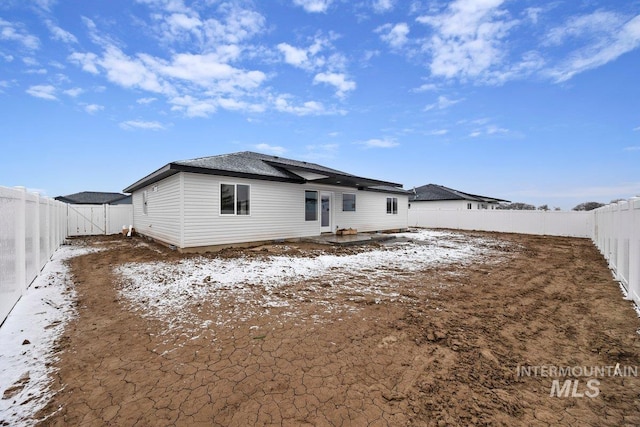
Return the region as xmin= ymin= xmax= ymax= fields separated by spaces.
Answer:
xmin=334 ymin=191 xmax=407 ymax=232
xmin=131 ymin=173 xmax=182 ymax=246
xmin=134 ymin=172 xmax=408 ymax=249
xmin=183 ymin=173 xmax=322 ymax=247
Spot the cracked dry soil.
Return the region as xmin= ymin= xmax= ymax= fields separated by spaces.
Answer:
xmin=31 ymin=232 xmax=640 ymax=426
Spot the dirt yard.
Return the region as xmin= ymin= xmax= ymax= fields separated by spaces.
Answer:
xmin=25 ymin=230 xmax=640 ymax=425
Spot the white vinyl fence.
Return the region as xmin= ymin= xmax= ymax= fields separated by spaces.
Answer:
xmin=67 ymin=204 xmax=133 ymax=236
xmin=408 ymin=208 xmax=593 ymax=238
xmin=0 ymin=187 xmax=67 ymax=324
xmin=409 ymin=197 xmax=640 ymax=308
xmin=593 ymin=198 xmax=640 ymax=306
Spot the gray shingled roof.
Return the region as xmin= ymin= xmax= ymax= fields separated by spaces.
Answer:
xmin=124 ymin=151 xmax=405 ymax=193
xmin=55 ymin=191 xmax=131 ymax=205
xmin=409 ymin=184 xmax=509 ymax=203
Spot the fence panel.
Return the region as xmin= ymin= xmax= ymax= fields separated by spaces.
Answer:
xmin=408 ymin=208 xmax=593 ymax=238
xmin=105 ymin=205 xmax=134 ymax=235
xmin=67 ymin=204 xmax=106 ymax=236
xmin=0 ymin=187 xmax=68 ymax=325
xmin=593 ymin=198 xmax=640 ymax=306
xmin=67 ymin=204 xmax=133 ymax=236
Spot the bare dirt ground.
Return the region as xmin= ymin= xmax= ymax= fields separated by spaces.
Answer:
xmin=26 ymin=231 xmax=640 ymax=426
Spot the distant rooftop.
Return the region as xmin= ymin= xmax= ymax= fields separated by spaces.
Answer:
xmin=409 ymin=184 xmax=509 ymax=203
xmin=55 ymin=191 xmax=131 ymax=205
xmin=124 ymin=151 xmax=408 ymax=194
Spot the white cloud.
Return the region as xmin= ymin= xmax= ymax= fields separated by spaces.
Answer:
xmin=373 ymin=0 xmax=395 ymax=14
xmin=26 ymin=68 xmax=47 ymax=74
xmin=100 ymin=47 xmax=169 ymax=94
xmin=416 ymin=0 xmax=517 ymax=81
xmin=63 ymin=87 xmax=83 ymax=97
xmin=430 ymin=129 xmax=449 ymax=135
xmin=468 ymin=123 xmax=509 ymax=137
xmin=68 ymin=52 xmax=99 ymax=74
xmin=22 ymin=57 xmax=39 ymax=67
xmin=545 ymin=11 xmax=622 ymax=46
xmin=546 ymin=14 xmax=640 ymax=82
xmin=253 ymin=143 xmax=287 ymax=155
xmin=634 ymin=126 xmax=640 ymax=131
xmin=359 ymin=138 xmax=399 ymax=148
xmin=85 ymin=104 xmax=104 ymax=114
xmin=119 ymin=120 xmax=166 ymax=130
xmin=376 ymin=23 xmax=410 ymax=49
xmin=147 ymin=52 xmax=266 ymax=91
xmin=277 ymin=43 xmax=309 ymax=67
xmin=293 ymin=0 xmax=332 ymax=13
xmin=166 ymin=12 xmax=202 ymax=33
xmin=169 ymin=95 xmax=216 ymax=117
xmin=34 ymin=0 xmax=56 ymax=11
xmin=624 ymin=146 xmax=640 ymax=151
xmin=273 ymin=96 xmax=329 ymax=116
xmin=139 ymin=2 xmax=266 ymax=48
xmin=0 ymin=18 xmax=40 ymax=50
xmin=313 ymin=72 xmax=356 ymax=98
xmin=412 ymin=83 xmax=438 ymax=92
xmin=217 ymin=97 xmax=265 ymax=113
xmin=524 ymin=7 xmax=543 ymax=25
xmin=277 ymin=35 xmax=334 ymax=71
xmin=424 ymin=95 xmax=463 ymax=111
xmin=26 ymin=85 xmax=57 ymax=100
xmin=46 ymin=20 xmax=78 ymax=44
xmin=137 ymin=97 xmax=157 ymax=104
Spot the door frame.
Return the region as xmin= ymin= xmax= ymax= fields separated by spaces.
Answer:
xmin=320 ymin=191 xmax=333 ymax=233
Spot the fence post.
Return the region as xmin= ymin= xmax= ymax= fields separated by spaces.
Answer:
xmin=15 ymin=187 xmax=26 ymax=291
xmin=104 ymin=204 xmax=109 ymax=235
xmin=630 ymin=197 xmax=640 ymax=304
xmin=34 ymin=192 xmax=41 ymax=272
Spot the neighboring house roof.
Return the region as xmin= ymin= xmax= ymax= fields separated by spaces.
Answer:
xmin=409 ymin=184 xmax=509 ymax=203
xmin=124 ymin=151 xmax=409 ymax=194
xmin=55 ymin=191 xmax=132 ymax=205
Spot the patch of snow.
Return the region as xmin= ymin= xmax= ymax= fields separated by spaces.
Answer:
xmin=0 ymin=245 xmax=98 ymax=427
xmin=116 ymin=229 xmax=504 ymax=331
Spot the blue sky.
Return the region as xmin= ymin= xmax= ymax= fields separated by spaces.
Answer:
xmin=1 ymin=0 xmax=639 ymax=209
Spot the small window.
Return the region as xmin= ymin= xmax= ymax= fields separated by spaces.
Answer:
xmin=220 ymin=183 xmax=250 ymax=216
xmin=342 ymin=193 xmax=356 ymax=212
xmin=142 ymin=190 xmax=148 ymax=215
xmin=386 ymin=197 xmax=398 ymax=215
xmin=467 ymin=203 xmax=472 ymax=210
xmin=305 ymin=190 xmax=318 ymax=221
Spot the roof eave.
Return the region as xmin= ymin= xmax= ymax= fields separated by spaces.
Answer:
xmin=123 ymin=163 xmax=307 ymax=193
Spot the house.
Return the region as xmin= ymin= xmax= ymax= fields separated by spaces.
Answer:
xmin=55 ymin=191 xmax=132 ymax=205
xmin=123 ymin=151 xmax=409 ymax=251
xmin=409 ymin=184 xmax=509 ymax=210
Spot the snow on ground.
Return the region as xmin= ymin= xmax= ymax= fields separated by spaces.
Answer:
xmin=0 ymin=245 xmax=99 ymax=427
xmin=116 ymin=229 xmax=504 ymax=331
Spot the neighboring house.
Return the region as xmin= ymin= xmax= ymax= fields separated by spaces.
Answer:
xmin=409 ymin=184 xmax=509 ymax=210
xmin=55 ymin=191 xmax=132 ymax=205
xmin=123 ymin=151 xmax=409 ymax=250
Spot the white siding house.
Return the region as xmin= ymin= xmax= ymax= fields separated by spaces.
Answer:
xmin=409 ymin=184 xmax=509 ymax=211
xmin=124 ymin=152 xmax=409 ymax=250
